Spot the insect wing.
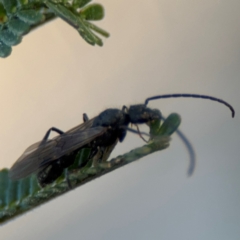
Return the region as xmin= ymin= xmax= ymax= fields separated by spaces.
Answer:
xmin=9 ymin=126 xmax=106 ymax=180
xmin=53 ymin=126 xmax=106 ymax=157
xmin=66 ymin=117 xmax=95 ymax=134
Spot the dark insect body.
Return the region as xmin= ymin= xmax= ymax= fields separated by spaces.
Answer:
xmin=9 ymin=94 xmax=235 ymax=187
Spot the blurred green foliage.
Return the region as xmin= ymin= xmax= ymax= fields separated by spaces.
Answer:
xmin=0 ymin=0 xmax=109 ymax=58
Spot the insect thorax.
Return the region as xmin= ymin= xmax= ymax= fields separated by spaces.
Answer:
xmin=90 ymin=108 xmax=129 ymax=144
xmin=128 ymin=105 xmax=162 ymax=124
xmin=92 ymin=108 xmax=129 ymax=127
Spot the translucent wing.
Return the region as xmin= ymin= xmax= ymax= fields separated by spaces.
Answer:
xmin=66 ymin=117 xmax=95 ymax=134
xmin=10 ymin=124 xmax=106 ymax=180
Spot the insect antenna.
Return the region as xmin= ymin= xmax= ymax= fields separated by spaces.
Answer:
xmin=176 ymin=129 xmax=196 ymax=176
xmin=145 ymin=94 xmax=235 ymax=118
xmin=159 ymin=114 xmax=196 ymax=176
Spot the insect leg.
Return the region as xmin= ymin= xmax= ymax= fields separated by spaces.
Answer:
xmin=41 ymin=127 xmax=65 ymax=142
xmin=38 ymin=127 xmax=69 ymax=187
xmin=92 ymin=147 xmax=104 ymax=168
xmin=98 ymin=140 xmax=119 ymax=169
xmin=80 ymin=112 xmax=102 ymax=168
xmin=37 ymin=161 xmax=64 ymax=188
xmin=122 ymin=105 xmax=128 ymax=114
xmin=134 ymin=124 xmax=148 ymax=143
xmin=83 ymin=113 xmax=89 ymax=122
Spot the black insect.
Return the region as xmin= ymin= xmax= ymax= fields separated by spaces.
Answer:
xmin=9 ymin=94 xmax=235 ymax=187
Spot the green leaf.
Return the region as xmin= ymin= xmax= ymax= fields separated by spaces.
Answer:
xmin=0 ymin=169 xmax=8 ymax=208
xmin=73 ymin=0 xmax=92 ymax=9
xmin=17 ymin=10 xmax=44 ymax=24
xmin=45 ymin=1 xmax=98 ymax=45
xmin=80 ymin=3 xmax=104 ymax=21
xmin=0 ymin=3 xmax=7 ymax=23
xmin=0 ymin=0 xmax=109 ymax=58
xmin=0 ymin=41 xmax=11 ymax=57
xmin=19 ymin=177 xmax=31 ymax=200
xmin=69 ymin=148 xmax=91 ymax=170
xmin=83 ymin=20 xmax=109 ymax=37
xmin=16 ymin=0 xmax=28 ymax=7
xmin=0 ymin=169 xmax=40 ymax=210
xmin=1 ymin=0 xmax=17 ymax=14
xmin=0 ymin=28 xmax=22 ymax=46
xmin=78 ymin=26 xmax=96 ymax=45
xmin=148 ymin=110 xmax=162 ymax=137
xmin=7 ymin=179 xmax=19 ymax=207
xmin=7 ymin=18 xmax=30 ymax=36
xmin=29 ymin=175 xmax=40 ymax=196
xmin=158 ymin=113 xmax=181 ymax=136
xmin=45 ymin=1 xmax=79 ymax=28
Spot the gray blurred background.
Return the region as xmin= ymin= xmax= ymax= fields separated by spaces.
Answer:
xmin=1 ymin=0 xmax=240 ymax=239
